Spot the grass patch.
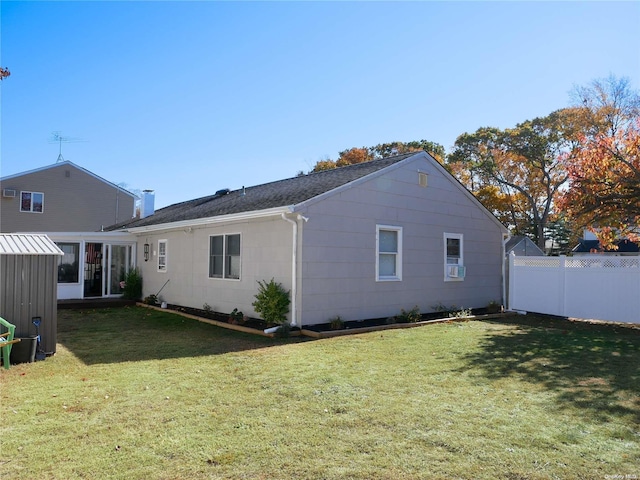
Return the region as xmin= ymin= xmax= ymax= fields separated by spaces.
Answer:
xmin=1 ymin=307 xmax=639 ymax=479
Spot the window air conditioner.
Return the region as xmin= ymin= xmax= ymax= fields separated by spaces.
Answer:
xmin=448 ymin=265 xmax=466 ymax=278
xmin=2 ymin=189 xmax=16 ymax=198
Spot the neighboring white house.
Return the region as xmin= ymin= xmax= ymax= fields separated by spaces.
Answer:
xmin=107 ymin=152 xmax=508 ymax=327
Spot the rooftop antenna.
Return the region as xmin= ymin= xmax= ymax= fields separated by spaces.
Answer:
xmin=49 ymin=131 xmax=86 ymax=162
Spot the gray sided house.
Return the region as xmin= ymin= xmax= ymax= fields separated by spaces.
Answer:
xmin=112 ymin=152 xmax=508 ymax=326
xmin=0 ymin=161 xmax=136 ymax=233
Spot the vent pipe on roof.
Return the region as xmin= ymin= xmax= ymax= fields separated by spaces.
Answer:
xmin=141 ymin=190 xmax=155 ymax=218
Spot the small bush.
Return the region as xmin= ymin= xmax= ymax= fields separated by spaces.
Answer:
xmin=329 ymin=316 xmax=344 ymax=330
xmin=203 ymin=303 xmax=212 ymax=313
xmin=144 ymin=294 xmax=158 ymax=306
xmin=396 ymin=306 xmax=421 ymax=323
xmin=252 ymin=278 xmax=290 ymax=326
xmin=122 ymin=268 xmax=143 ymax=300
xmin=228 ymin=308 xmax=244 ymax=324
xmin=451 ymin=307 xmax=472 ymax=318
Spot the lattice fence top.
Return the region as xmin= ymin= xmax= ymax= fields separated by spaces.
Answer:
xmin=565 ymin=257 xmax=639 ymax=268
xmin=513 ymin=256 xmax=560 ymax=267
xmin=513 ymin=255 xmax=639 ymax=269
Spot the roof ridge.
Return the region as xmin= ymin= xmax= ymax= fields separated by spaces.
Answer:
xmin=107 ymin=152 xmax=422 ymax=230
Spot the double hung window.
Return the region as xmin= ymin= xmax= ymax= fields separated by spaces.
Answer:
xmin=376 ymin=225 xmax=402 ymax=281
xmin=209 ymin=234 xmax=241 ymax=279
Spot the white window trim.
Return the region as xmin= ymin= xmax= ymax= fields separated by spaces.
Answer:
xmin=20 ymin=191 xmax=44 ymax=213
xmin=157 ymin=239 xmax=168 ymax=273
xmin=444 ymin=232 xmax=464 ymax=282
xmin=56 ymin=242 xmax=81 ymax=285
xmin=208 ymin=233 xmax=241 ymax=281
xmin=376 ymin=225 xmax=402 ymax=282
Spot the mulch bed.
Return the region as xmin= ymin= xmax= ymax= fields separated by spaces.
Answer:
xmin=159 ymin=304 xmax=499 ymax=336
xmin=166 ymin=304 xmax=274 ymax=331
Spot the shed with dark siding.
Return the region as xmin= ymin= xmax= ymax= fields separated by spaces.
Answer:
xmin=0 ymin=234 xmax=63 ymax=354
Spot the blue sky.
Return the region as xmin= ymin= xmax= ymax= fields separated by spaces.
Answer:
xmin=2 ymin=1 xmax=639 ymax=209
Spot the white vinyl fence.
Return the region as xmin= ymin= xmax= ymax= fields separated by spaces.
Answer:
xmin=508 ymin=253 xmax=640 ymax=324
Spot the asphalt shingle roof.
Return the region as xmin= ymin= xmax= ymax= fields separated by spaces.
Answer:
xmin=110 ymin=152 xmax=419 ymax=230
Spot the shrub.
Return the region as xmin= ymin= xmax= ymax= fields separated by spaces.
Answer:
xmin=143 ymin=294 xmax=158 ymax=306
xmin=451 ymin=307 xmax=472 ymax=318
xmin=396 ymin=306 xmax=421 ymax=323
xmin=122 ymin=268 xmax=143 ymax=300
xmin=252 ymin=278 xmax=290 ymax=326
xmin=329 ymin=315 xmax=344 ymax=330
xmin=228 ymin=308 xmax=244 ymax=324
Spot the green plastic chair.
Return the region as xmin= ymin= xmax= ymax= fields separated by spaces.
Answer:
xmin=0 ymin=317 xmax=19 ymax=370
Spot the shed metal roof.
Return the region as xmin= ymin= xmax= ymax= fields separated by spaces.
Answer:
xmin=0 ymin=234 xmax=64 ymax=255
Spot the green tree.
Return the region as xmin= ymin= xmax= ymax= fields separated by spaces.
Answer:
xmin=448 ymin=110 xmax=578 ymax=249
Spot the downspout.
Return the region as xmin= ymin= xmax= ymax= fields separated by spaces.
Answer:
xmin=502 ymin=233 xmax=511 ymax=311
xmin=281 ymin=213 xmax=309 ymax=327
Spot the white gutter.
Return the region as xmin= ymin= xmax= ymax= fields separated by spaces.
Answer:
xmin=280 ymin=213 xmax=309 ymax=327
xmin=126 ymin=206 xmax=293 ymax=234
xmin=502 ymin=233 xmax=511 ymax=311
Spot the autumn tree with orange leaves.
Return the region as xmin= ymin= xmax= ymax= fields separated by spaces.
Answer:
xmin=0 ymin=67 xmax=10 ymax=80
xmin=559 ymin=76 xmax=640 ymax=249
xmin=310 ymin=140 xmax=445 ymax=173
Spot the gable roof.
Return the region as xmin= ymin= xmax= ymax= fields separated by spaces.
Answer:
xmin=505 ymin=236 xmax=545 ymax=255
xmin=109 ymin=152 xmax=419 ymax=231
xmin=0 ymin=161 xmax=137 ymax=199
xmin=572 ymin=239 xmax=640 ymax=253
xmin=0 ymin=234 xmax=64 ymax=255
xmin=110 ymin=151 xmax=507 ymax=234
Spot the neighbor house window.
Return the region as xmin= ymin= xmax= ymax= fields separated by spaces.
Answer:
xmin=158 ymin=240 xmax=167 ymax=272
xmin=56 ymin=242 xmax=80 ymax=283
xmin=209 ymin=234 xmax=241 ymax=279
xmin=20 ymin=191 xmax=44 ymax=213
xmin=376 ymin=225 xmax=402 ymax=281
xmin=444 ymin=233 xmax=464 ymax=281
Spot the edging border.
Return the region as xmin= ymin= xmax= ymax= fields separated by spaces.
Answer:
xmin=136 ymin=303 xmax=510 ymax=339
xmin=300 ymin=313 xmax=511 ymax=339
xmin=136 ymin=302 xmax=301 ymax=338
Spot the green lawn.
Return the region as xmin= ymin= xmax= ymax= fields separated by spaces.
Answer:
xmin=1 ymin=307 xmax=639 ymax=479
